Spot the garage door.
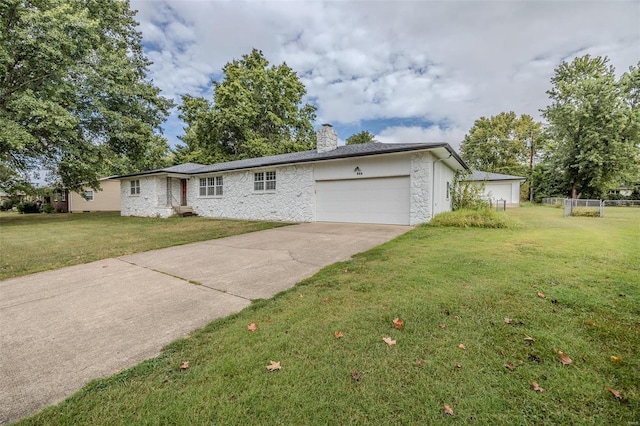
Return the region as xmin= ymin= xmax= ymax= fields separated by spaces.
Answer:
xmin=485 ymin=183 xmax=513 ymax=203
xmin=316 ymin=176 xmax=410 ymax=225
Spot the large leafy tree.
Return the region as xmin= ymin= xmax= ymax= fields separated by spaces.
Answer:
xmin=460 ymin=112 xmax=542 ymax=176
xmin=0 ymin=0 xmax=173 ymax=192
xmin=346 ymin=130 xmax=377 ymax=145
xmin=175 ymin=49 xmax=317 ymax=164
xmin=542 ymin=55 xmax=640 ymax=198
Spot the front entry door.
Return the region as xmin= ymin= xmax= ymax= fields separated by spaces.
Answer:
xmin=180 ymin=179 xmax=187 ymax=206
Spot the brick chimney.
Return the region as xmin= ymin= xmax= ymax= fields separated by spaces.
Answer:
xmin=316 ymin=123 xmax=338 ymax=153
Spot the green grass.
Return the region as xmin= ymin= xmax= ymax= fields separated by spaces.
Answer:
xmin=428 ymin=208 xmax=522 ymax=228
xmin=0 ymin=212 xmax=288 ymax=280
xmin=16 ymin=207 xmax=640 ymax=425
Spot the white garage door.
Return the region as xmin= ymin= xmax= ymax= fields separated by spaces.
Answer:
xmin=316 ymin=176 xmax=410 ymax=225
xmin=485 ymin=183 xmax=513 ymax=203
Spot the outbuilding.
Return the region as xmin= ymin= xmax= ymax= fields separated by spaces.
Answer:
xmin=468 ymin=170 xmax=526 ymax=207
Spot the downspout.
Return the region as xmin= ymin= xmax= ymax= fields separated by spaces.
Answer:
xmin=431 ymin=154 xmax=453 ymax=220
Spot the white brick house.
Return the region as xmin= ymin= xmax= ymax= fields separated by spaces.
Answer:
xmin=114 ymin=125 xmax=467 ymax=225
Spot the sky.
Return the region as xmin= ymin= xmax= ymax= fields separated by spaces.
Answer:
xmin=129 ymin=0 xmax=640 ymax=152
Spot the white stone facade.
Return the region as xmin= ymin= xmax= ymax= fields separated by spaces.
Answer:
xmin=120 ymin=176 xmax=174 ymax=218
xmin=191 ymin=164 xmax=315 ymax=222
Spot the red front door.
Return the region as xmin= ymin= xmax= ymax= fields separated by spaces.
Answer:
xmin=181 ymin=179 xmax=187 ymax=206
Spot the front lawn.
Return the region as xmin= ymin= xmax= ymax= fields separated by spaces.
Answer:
xmin=0 ymin=212 xmax=288 ymax=280
xmin=17 ymin=206 xmax=640 ymax=424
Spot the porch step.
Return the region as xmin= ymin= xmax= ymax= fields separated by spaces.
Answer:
xmin=175 ymin=206 xmax=197 ymax=217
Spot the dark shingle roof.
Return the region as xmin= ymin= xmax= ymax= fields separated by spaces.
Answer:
xmin=113 ymin=143 xmax=466 ymax=179
xmin=468 ymin=170 xmax=526 ymax=181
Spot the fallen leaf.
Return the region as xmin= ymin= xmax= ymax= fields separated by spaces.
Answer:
xmin=162 ymin=375 xmax=169 ymax=383
xmin=415 ymin=359 xmax=424 ymax=367
xmin=504 ymin=317 xmax=512 ymax=324
xmin=383 ymin=337 xmax=396 ymax=346
xmin=393 ymin=318 xmax=404 ymax=330
xmin=454 ymin=315 xmax=460 ymax=320
xmin=537 ymin=292 xmax=546 ymax=299
xmin=180 ymin=361 xmax=189 ymax=370
xmin=455 ymin=363 xmax=462 ymax=369
xmin=504 ymin=362 xmax=515 ymax=371
xmin=443 ymin=405 xmax=454 ymax=416
xmin=532 ymin=381 xmax=544 ymax=392
xmin=585 ymin=320 xmax=597 ymax=327
xmin=524 ymin=335 xmax=535 ymax=342
xmin=266 ymin=361 xmax=281 ymax=372
xmin=439 ymin=322 xmax=446 ymax=329
xmin=610 ymin=356 xmax=623 ymax=363
xmin=247 ymin=323 xmax=258 ymax=332
xmin=605 ymin=387 xmax=625 ymax=401
xmin=498 ymin=350 xmax=505 ymax=356
xmin=558 ymin=351 xmax=572 ymax=365
xmin=458 ymin=343 xmax=466 ymax=350
xmin=322 ymin=297 xmax=328 ymax=302
xmin=350 ymin=369 xmax=361 ymax=382
xmin=334 ymin=331 xmax=344 ymax=339
xmin=518 ymin=360 xmax=524 ymax=365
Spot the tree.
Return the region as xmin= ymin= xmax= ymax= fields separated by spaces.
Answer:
xmin=346 ymin=131 xmax=377 ymax=145
xmin=175 ymin=49 xmax=316 ymax=164
xmin=460 ymin=112 xmax=542 ymax=177
xmin=542 ymin=55 xmax=640 ymax=198
xmin=0 ymin=0 xmax=173 ymax=192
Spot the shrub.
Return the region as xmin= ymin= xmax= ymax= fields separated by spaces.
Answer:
xmin=16 ymin=201 xmax=41 ymax=214
xmin=429 ymin=209 xmax=521 ymax=228
xmin=451 ymin=171 xmax=490 ymax=211
xmin=42 ymin=203 xmax=54 ymax=213
xmin=571 ymin=208 xmax=601 ymax=217
xmin=1 ymin=199 xmax=14 ymax=211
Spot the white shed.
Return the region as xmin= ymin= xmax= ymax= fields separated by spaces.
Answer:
xmin=468 ymin=170 xmax=526 ymax=207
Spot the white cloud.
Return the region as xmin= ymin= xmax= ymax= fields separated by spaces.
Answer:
xmin=376 ymin=126 xmax=467 ymax=151
xmin=130 ymin=0 xmax=640 ymax=148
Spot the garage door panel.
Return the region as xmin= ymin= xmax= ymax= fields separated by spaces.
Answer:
xmin=316 ymin=176 xmax=410 ymax=225
xmin=485 ymin=183 xmax=513 ymax=203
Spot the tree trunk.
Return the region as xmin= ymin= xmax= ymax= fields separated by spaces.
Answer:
xmin=571 ymin=183 xmax=578 ymax=199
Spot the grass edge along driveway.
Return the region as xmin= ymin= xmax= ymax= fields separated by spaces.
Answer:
xmin=0 ymin=212 xmax=290 ymax=280
xmin=14 ymin=207 xmax=640 ymax=425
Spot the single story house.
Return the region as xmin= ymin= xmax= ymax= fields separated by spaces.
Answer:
xmin=113 ymin=124 xmax=468 ymax=225
xmin=69 ymin=178 xmax=121 ymax=213
xmin=468 ymin=170 xmax=526 ymax=207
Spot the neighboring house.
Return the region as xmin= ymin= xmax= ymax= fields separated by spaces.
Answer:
xmin=468 ymin=171 xmax=526 ymax=207
xmin=69 ymin=178 xmax=121 ymax=212
xmin=113 ymin=124 xmax=467 ymax=225
xmin=50 ymin=188 xmax=69 ymax=212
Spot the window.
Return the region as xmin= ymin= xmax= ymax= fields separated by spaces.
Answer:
xmin=199 ymin=176 xmax=223 ymax=196
xmin=446 ymin=181 xmax=451 ymax=201
xmin=53 ymin=193 xmax=59 ymax=202
xmin=254 ymin=171 xmax=276 ymax=191
xmin=84 ymin=190 xmax=94 ymax=201
xmin=130 ymin=180 xmax=140 ymax=195
xmin=61 ymin=191 xmax=66 ymax=201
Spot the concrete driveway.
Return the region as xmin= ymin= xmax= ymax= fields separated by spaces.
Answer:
xmin=0 ymin=222 xmax=409 ymax=423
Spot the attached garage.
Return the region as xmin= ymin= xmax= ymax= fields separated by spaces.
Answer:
xmin=315 ymin=176 xmax=410 ymax=225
